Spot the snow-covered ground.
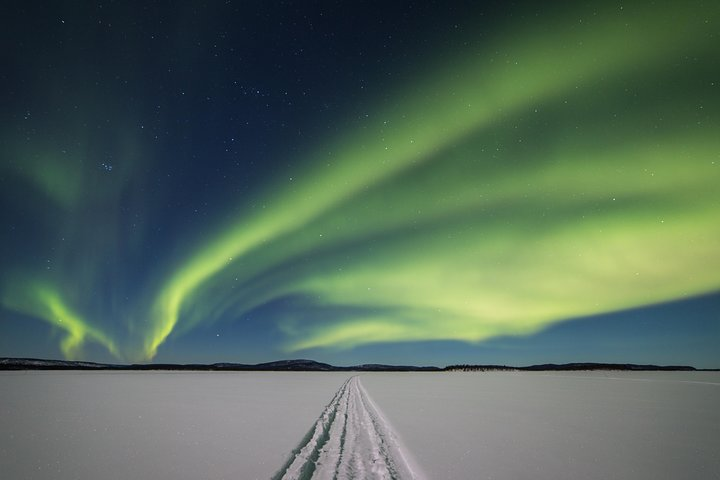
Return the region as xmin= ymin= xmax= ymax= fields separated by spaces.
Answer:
xmin=1 ymin=371 xmax=718 ymax=479
xmin=361 ymin=371 xmax=720 ymax=480
xmin=0 ymin=371 xmax=349 ymax=480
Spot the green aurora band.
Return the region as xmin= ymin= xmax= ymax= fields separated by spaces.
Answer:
xmin=2 ymin=1 xmax=719 ymax=360
xmin=2 ymin=282 xmax=118 ymax=360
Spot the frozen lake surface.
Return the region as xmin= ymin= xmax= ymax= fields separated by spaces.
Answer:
xmin=362 ymin=371 xmax=720 ymax=480
xmin=0 ymin=371 xmax=349 ymax=480
xmin=1 ymin=371 xmax=718 ymax=479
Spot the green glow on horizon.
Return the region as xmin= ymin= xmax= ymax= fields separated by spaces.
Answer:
xmin=2 ymin=283 xmax=118 ymax=359
xmin=269 ymin=126 xmax=720 ymax=351
xmin=143 ymin=1 xmax=720 ymax=358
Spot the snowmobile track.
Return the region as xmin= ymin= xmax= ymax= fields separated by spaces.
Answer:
xmin=273 ymin=376 xmax=424 ymax=480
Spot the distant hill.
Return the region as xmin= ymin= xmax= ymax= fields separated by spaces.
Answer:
xmin=0 ymin=357 xmax=709 ymax=371
xmin=0 ymin=358 xmax=709 ymax=371
xmin=0 ymin=357 xmax=441 ymax=372
xmin=0 ymin=358 xmax=119 ymax=370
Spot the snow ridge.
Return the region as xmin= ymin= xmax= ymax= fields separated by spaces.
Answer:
xmin=273 ymin=376 xmax=424 ymax=480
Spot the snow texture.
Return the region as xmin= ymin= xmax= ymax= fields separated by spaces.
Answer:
xmin=1 ymin=371 xmax=719 ymax=479
xmin=273 ymin=375 xmax=424 ymax=480
xmin=361 ymin=371 xmax=720 ymax=480
xmin=0 ymin=371 xmax=350 ymax=480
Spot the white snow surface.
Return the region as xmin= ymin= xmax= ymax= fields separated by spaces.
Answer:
xmin=1 ymin=370 xmax=719 ymax=479
xmin=361 ymin=371 xmax=720 ymax=480
xmin=0 ymin=371 xmax=350 ymax=480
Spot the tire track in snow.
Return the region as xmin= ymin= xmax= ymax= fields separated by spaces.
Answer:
xmin=273 ymin=376 xmax=425 ymax=480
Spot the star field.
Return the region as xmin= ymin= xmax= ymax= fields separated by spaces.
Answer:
xmin=1 ymin=0 xmax=719 ymax=366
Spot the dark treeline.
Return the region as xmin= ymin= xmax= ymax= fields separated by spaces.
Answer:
xmin=1 ymin=358 xmax=709 ymax=372
xmin=444 ymin=363 xmax=698 ymax=372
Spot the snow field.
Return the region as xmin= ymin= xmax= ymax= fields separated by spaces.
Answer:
xmin=361 ymin=371 xmax=720 ymax=480
xmin=2 ymin=370 xmax=718 ymax=480
xmin=0 ymin=371 xmax=350 ymax=480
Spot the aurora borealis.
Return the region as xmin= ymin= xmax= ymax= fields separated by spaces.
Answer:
xmin=1 ymin=1 xmax=719 ymax=366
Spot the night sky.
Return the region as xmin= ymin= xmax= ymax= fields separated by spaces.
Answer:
xmin=1 ymin=1 xmax=719 ymax=367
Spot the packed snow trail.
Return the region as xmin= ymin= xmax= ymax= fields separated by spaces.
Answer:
xmin=273 ymin=376 xmax=425 ymax=480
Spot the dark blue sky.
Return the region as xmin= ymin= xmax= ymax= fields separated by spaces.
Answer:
xmin=1 ymin=0 xmax=719 ymax=367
